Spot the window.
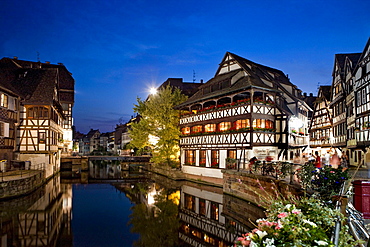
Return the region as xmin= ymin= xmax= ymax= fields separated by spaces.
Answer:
xmin=210 ymin=202 xmax=219 ymax=221
xmin=218 ymin=122 xmax=231 ymax=131
xmin=191 ymin=125 xmax=203 ymax=133
xmin=235 ymin=119 xmax=250 ymax=130
xmin=265 ymin=120 xmax=274 ymax=129
xmin=184 ymin=194 xmax=196 ymax=212
xmin=28 ymin=107 xmax=49 ymax=119
xmin=199 ymin=150 xmax=206 ymax=167
xmin=182 ymin=127 xmax=190 ymax=135
xmin=0 ymin=94 xmax=8 ymax=108
xmin=185 ymin=150 xmax=195 ymax=165
xmin=211 ymin=150 xmax=219 ymax=168
xmin=199 ymin=199 xmax=206 ymax=216
xmin=39 ymin=132 xmax=46 ymax=144
xmin=228 ymin=150 xmax=236 ymax=159
xmin=205 ymin=124 xmax=216 ymax=133
xmin=0 ymin=122 xmax=4 ymax=136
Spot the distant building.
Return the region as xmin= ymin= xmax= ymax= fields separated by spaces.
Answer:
xmin=78 ymin=129 xmax=101 ymax=155
xmin=308 ymin=86 xmax=332 ymax=155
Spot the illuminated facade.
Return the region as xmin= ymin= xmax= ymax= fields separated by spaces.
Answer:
xmin=176 ymin=52 xmax=311 ymax=178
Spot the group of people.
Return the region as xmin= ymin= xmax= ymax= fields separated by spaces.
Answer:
xmin=309 ymin=150 xmax=348 ymax=168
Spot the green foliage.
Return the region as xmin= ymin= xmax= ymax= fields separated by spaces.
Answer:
xmin=235 ymin=180 xmax=360 ymax=247
xmin=297 ymin=162 xmax=349 ymax=201
xmin=129 ymin=85 xmax=187 ymax=166
xmin=235 ymin=197 xmax=359 ymax=247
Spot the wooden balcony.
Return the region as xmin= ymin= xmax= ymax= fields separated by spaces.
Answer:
xmin=180 ymin=130 xmax=275 ymax=148
xmin=289 ymin=134 xmax=309 ymax=147
xmin=180 ymin=103 xmax=274 ymax=125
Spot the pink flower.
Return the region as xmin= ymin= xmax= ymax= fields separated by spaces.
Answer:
xmin=277 ymin=212 xmax=288 ymax=218
xmin=292 ymin=210 xmax=301 ymax=214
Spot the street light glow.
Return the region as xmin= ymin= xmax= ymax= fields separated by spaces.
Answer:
xmin=150 ymin=87 xmax=157 ymax=95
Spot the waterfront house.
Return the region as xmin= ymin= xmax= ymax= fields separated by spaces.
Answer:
xmin=0 ymin=57 xmax=75 ymax=178
xmin=176 ymin=52 xmax=312 ymax=179
xmin=0 ymin=69 xmax=21 ymax=170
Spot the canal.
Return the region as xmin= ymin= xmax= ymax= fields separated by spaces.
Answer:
xmin=0 ymin=163 xmax=265 ymax=247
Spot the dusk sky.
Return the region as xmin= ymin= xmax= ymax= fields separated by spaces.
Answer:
xmin=1 ymin=0 xmax=369 ymax=133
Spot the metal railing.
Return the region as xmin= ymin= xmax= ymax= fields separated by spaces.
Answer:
xmin=0 ymin=162 xmax=45 ymax=182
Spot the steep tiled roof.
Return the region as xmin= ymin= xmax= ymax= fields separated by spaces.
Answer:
xmin=0 ymin=57 xmax=74 ymax=103
xmin=177 ymin=52 xmax=292 ymax=107
xmin=11 ymin=69 xmax=58 ymax=104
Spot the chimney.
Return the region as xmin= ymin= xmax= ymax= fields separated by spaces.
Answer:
xmin=303 ymin=93 xmax=307 ymax=97
xmin=200 ymin=79 xmax=204 ymax=84
xmin=309 ymin=93 xmax=313 ymax=97
xmin=58 ymin=62 xmax=63 ymax=65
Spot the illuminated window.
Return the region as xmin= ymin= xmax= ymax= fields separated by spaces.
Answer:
xmin=185 ymin=150 xmax=195 ymax=165
xmin=0 ymin=94 xmax=8 ymax=108
xmin=228 ymin=150 xmax=236 ymax=159
xmin=199 ymin=198 xmax=206 ymax=216
xmin=253 ymin=119 xmax=265 ymax=128
xmin=218 ymin=122 xmax=231 ymax=131
xmin=182 ymin=127 xmax=190 ymax=135
xmin=184 ymin=194 xmax=196 ymax=212
xmin=211 ymin=150 xmax=219 ymax=167
xmin=205 ymin=124 xmax=216 ymax=132
xmin=210 ymin=202 xmax=219 ymax=221
xmin=235 ymin=119 xmax=250 ymax=130
xmin=199 ymin=150 xmax=206 ymax=167
xmin=265 ymin=119 xmax=274 ymax=129
xmin=191 ymin=125 xmax=203 ymax=133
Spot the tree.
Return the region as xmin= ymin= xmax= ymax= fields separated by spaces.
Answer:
xmin=129 ymin=85 xmax=187 ymax=167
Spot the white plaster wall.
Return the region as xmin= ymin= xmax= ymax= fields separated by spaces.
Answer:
xmin=181 ymin=165 xmax=223 ymax=179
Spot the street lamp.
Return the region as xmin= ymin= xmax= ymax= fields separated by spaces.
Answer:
xmin=149 ymin=87 xmax=157 ymax=95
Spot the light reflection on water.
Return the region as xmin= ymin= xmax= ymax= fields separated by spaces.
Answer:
xmin=0 ymin=163 xmax=263 ymax=247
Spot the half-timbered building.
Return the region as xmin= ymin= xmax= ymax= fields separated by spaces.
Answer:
xmin=0 ymin=70 xmax=21 ymax=169
xmin=353 ymin=38 xmax=370 ymax=166
xmin=0 ymin=57 xmax=75 ymax=178
xmin=330 ymin=53 xmax=361 ymax=154
xmin=176 ymin=52 xmax=311 ymax=179
xmin=308 ymin=86 xmax=332 ymax=156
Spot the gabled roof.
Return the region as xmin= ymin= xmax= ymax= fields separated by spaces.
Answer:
xmin=0 ymin=57 xmax=75 ymax=103
xmin=355 ymin=37 xmax=370 ymax=70
xmin=86 ymin=129 xmax=100 ymax=138
xmin=332 ymin=53 xmax=361 ymax=77
xmin=11 ymin=68 xmax=58 ymax=104
xmin=177 ymin=52 xmax=294 ymax=107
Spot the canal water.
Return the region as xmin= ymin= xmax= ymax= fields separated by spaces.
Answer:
xmin=0 ymin=163 xmax=264 ymax=247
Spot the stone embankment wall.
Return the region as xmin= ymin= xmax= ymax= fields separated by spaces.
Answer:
xmin=0 ymin=172 xmax=45 ymax=199
xmin=223 ymin=170 xmax=302 ymax=208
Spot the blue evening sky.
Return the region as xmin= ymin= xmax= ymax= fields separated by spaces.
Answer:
xmin=1 ymin=0 xmax=369 ymax=133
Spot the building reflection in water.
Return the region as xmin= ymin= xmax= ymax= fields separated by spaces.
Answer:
xmin=0 ymin=176 xmax=72 ymax=247
xmin=1 ymin=167 xmax=264 ymax=247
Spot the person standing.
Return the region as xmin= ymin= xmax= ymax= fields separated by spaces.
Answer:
xmin=315 ymin=151 xmax=321 ymax=168
xmin=340 ymin=153 xmax=349 ymax=168
xmin=331 ymin=151 xmax=340 ymax=168
xmin=324 ymin=151 xmax=331 ymax=166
